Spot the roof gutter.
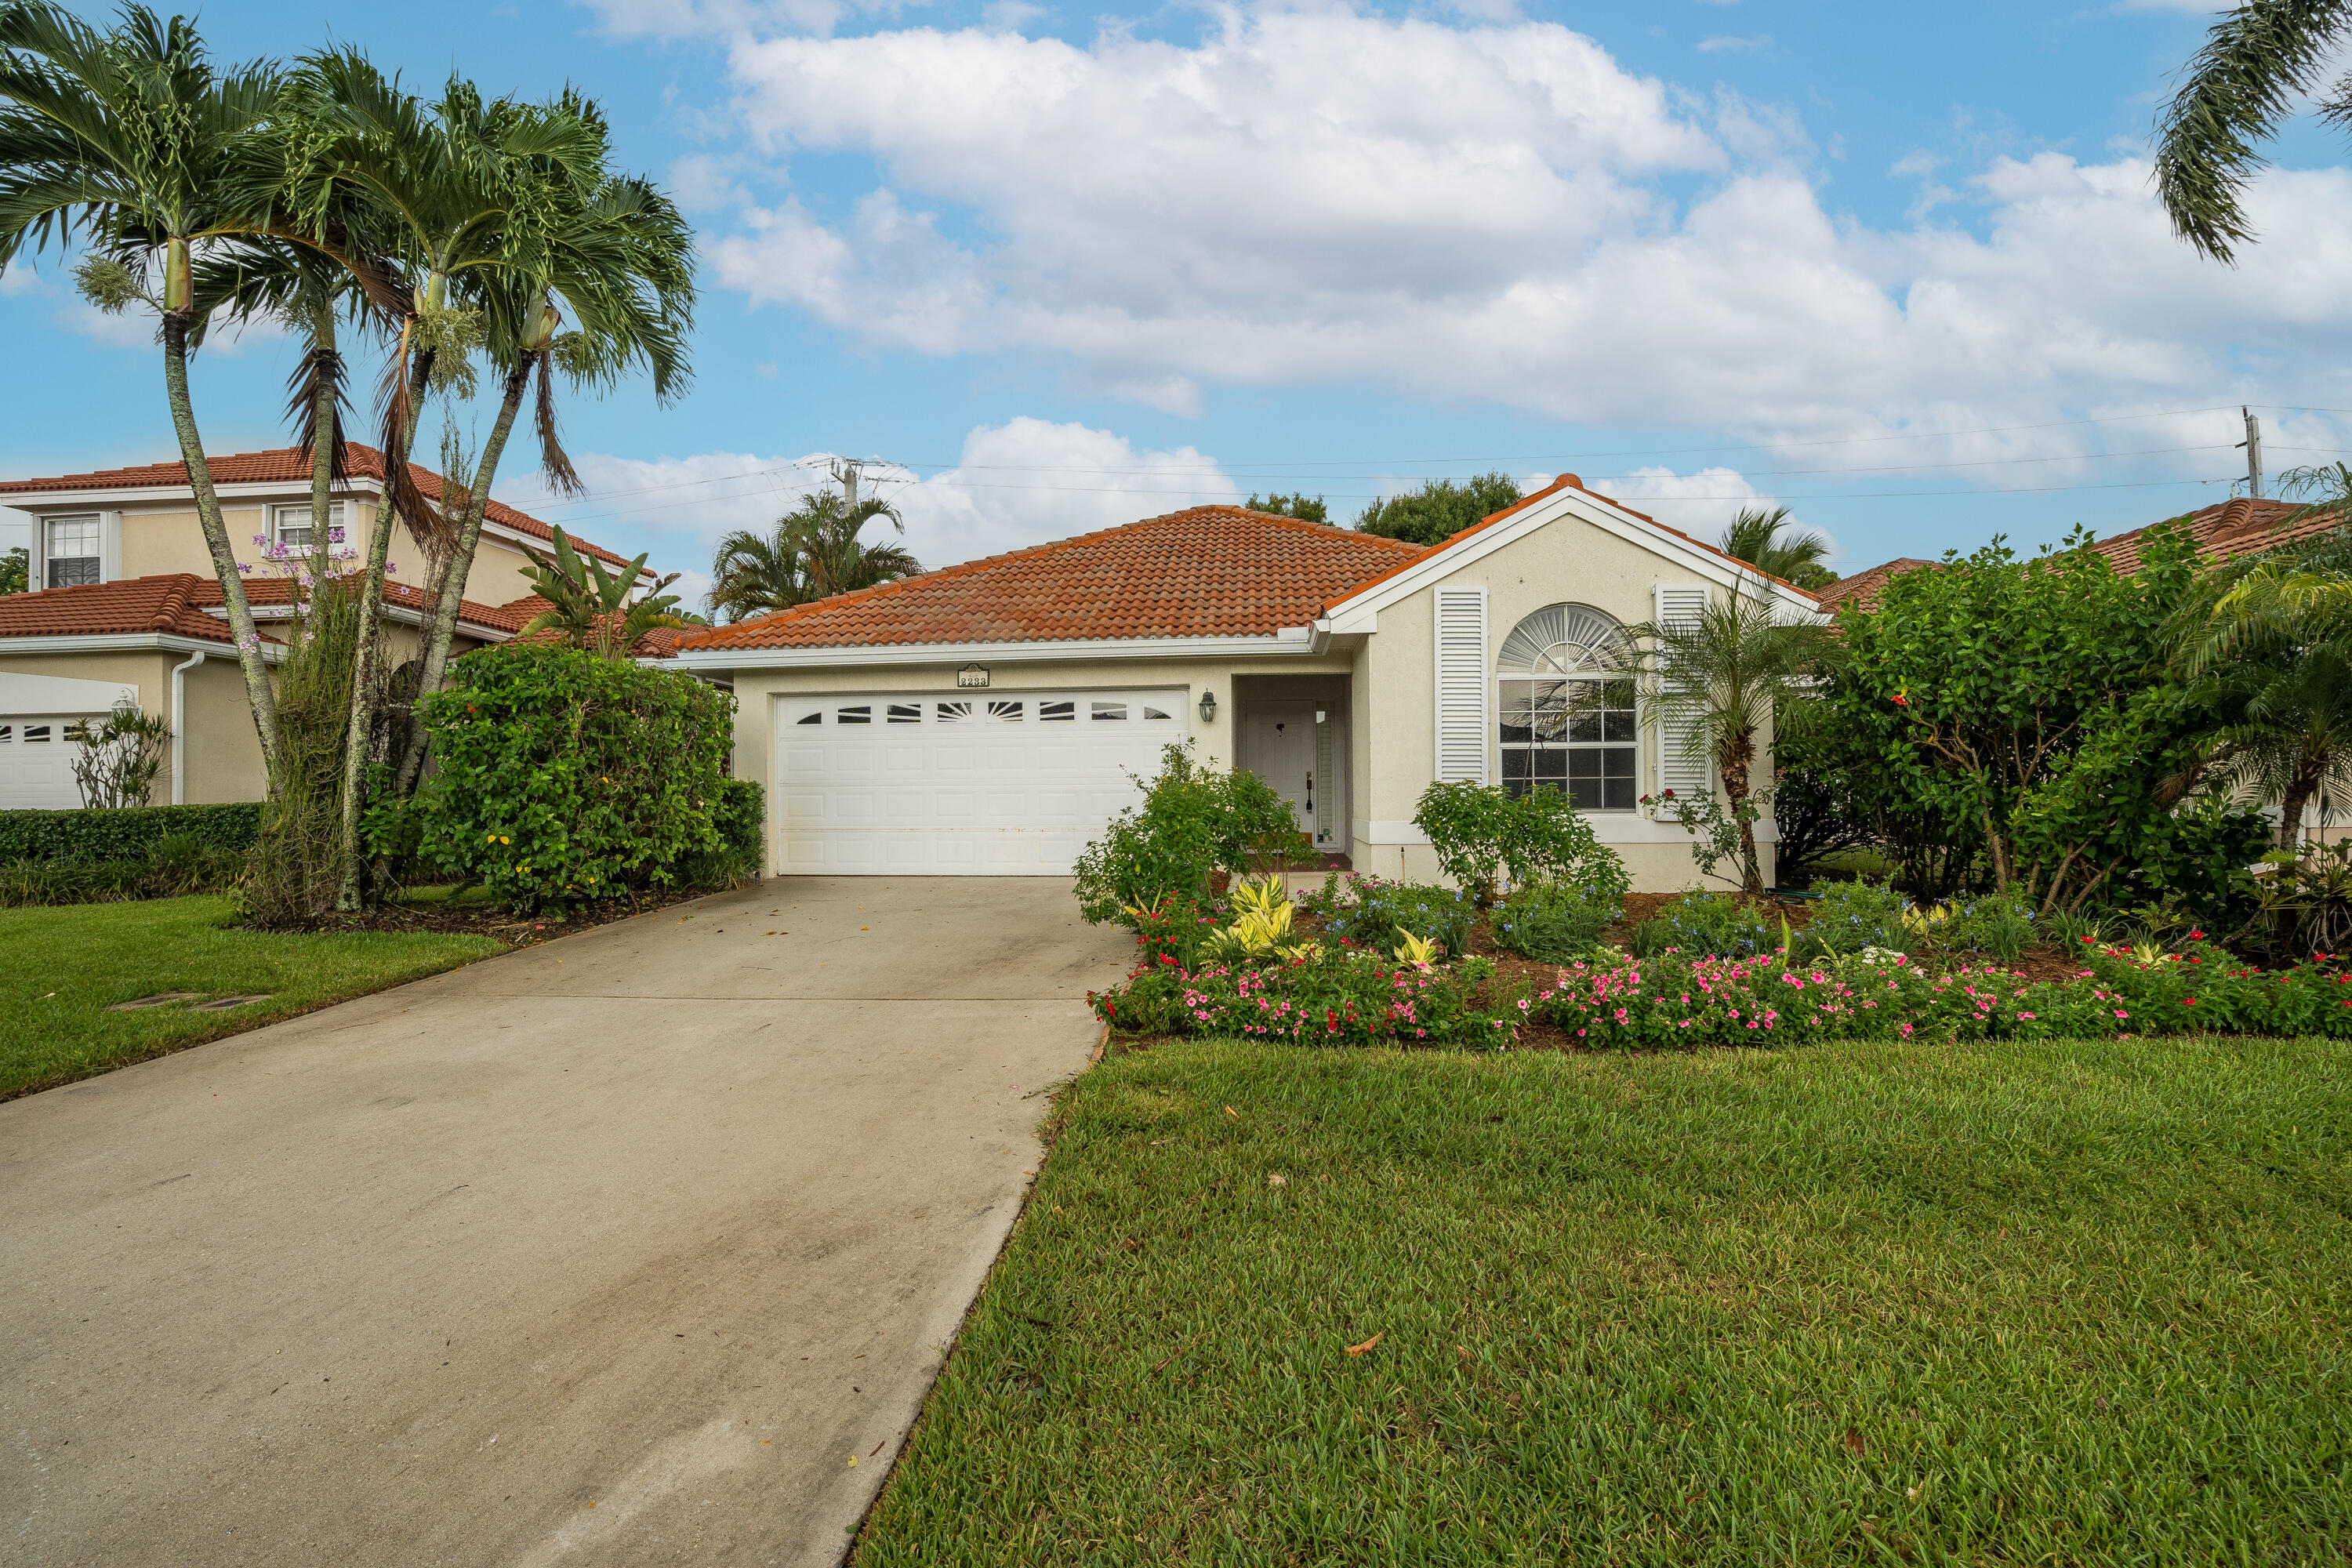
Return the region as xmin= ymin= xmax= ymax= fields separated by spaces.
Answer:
xmin=663 ymin=626 xmax=1325 ymax=671
xmin=0 ymin=631 xmax=281 ymax=661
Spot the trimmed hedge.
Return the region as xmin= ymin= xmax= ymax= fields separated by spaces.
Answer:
xmin=0 ymin=802 xmax=262 ymax=863
xmin=710 ymin=778 xmax=765 ymax=873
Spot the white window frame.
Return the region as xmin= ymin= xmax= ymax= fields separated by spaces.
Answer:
xmin=1495 ymin=603 xmax=1639 ymax=812
xmin=43 ymin=514 xmax=102 ymax=589
xmin=270 ymin=501 xmax=345 ymax=553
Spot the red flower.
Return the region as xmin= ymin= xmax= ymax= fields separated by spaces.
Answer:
xmin=1892 ymin=691 xmax=1910 ymax=706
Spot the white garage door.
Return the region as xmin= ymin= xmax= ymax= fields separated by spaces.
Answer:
xmin=0 ymin=717 xmax=98 ymax=810
xmin=774 ymin=689 xmax=1189 ymax=874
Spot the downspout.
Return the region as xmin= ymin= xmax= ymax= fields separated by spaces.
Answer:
xmin=169 ymin=648 xmax=206 ymax=806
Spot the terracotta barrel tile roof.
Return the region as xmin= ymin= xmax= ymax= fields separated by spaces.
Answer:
xmin=187 ymin=574 xmax=527 ymax=636
xmin=1814 ymin=557 xmax=1937 ymax=614
xmin=678 ymin=506 xmax=1427 ymax=652
xmin=0 ymin=444 xmax=631 ymax=567
xmin=0 ymin=574 xmax=277 ymax=644
xmin=2091 ymin=496 xmax=2346 ymax=575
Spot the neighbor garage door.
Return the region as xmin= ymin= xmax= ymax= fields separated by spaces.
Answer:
xmin=773 ymin=689 xmax=1189 ymax=873
xmin=0 ymin=717 xmax=96 ymax=810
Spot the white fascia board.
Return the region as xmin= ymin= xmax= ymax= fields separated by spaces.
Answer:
xmin=666 ymin=626 xmax=1319 ymax=672
xmin=1321 ymin=486 xmax=1824 ymax=632
xmin=0 ymin=631 xmax=283 ymax=662
xmin=2 ymin=479 xmax=383 ymax=510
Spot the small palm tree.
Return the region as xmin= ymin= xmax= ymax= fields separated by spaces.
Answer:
xmin=2155 ymin=2 xmax=2352 ymax=262
xmin=518 ymin=527 xmax=683 ymax=659
xmin=1630 ymin=581 xmax=1842 ymax=895
xmin=706 ymin=492 xmax=919 ymax=621
xmin=1718 ymin=506 xmax=1836 ymax=590
xmin=2213 ymin=645 xmax=2352 ymax=852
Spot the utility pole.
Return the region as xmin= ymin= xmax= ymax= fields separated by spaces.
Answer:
xmin=2239 ymin=406 xmax=2265 ymax=499
xmin=830 ymin=457 xmax=863 ymax=508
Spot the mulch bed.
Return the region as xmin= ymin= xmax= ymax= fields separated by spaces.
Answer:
xmin=249 ymin=883 xmax=717 ymax=945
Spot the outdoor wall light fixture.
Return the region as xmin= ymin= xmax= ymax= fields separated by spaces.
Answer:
xmin=1198 ymin=689 xmax=1218 ymax=724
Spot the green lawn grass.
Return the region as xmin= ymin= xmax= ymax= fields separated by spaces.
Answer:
xmin=1 ymin=895 xmax=505 ymax=1099
xmin=859 ymin=1036 xmax=2352 ymax=1565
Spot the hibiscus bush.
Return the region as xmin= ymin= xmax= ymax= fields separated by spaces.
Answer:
xmin=401 ymin=644 xmax=733 ymax=912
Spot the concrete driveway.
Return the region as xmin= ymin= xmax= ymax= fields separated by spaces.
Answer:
xmin=0 ymin=877 xmax=1134 ymax=1567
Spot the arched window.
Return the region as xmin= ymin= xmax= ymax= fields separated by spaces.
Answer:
xmin=1496 ymin=604 xmax=1637 ymax=811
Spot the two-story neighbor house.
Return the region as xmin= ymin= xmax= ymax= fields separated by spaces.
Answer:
xmin=0 ymin=445 xmax=637 ymax=808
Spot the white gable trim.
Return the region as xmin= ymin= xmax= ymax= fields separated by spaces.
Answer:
xmin=1317 ymin=481 xmax=1824 ymax=633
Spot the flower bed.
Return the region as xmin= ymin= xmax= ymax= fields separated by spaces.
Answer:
xmin=1526 ymin=939 xmax=2352 ymax=1047
xmin=1094 ymin=945 xmax=1516 ymax=1046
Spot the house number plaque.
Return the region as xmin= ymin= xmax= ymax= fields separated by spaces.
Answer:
xmin=956 ymin=664 xmax=990 ymax=688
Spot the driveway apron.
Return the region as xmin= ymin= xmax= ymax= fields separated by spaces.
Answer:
xmin=0 ymin=876 xmax=1135 ymax=1567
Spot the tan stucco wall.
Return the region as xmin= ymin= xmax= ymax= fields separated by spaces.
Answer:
xmin=1349 ymin=509 xmax=1768 ymax=894
xmin=100 ymin=498 xmax=539 ymax=608
xmin=0 ymin=647 xmax=266 ymax=805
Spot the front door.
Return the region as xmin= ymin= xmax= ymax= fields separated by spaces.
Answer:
xmin=1243 ymin=703 xmax=1317 ymax=839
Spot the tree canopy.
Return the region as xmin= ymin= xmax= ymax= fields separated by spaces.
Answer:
xmin=1355 ymin=473 xmax=1523 ymax=547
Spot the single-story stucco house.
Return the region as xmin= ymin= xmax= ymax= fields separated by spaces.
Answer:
xmin=660 ymin=474 xmax=1825 ymax=892
xmin=0 ymin=445 xmax=631 ymax=808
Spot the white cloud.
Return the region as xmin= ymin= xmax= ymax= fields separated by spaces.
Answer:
xmin=498 ymin=417 xmax=1240 ymax=605
xmin=1696 ymin=34 xmax=1769 ymax=53
xmin=683 ymin=4 xmax=2352 ymax=471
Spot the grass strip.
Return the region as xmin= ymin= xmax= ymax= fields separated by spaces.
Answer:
xmin=1 ymin=894 xmax=504 ymax=1099
xmin=860 ymin=1035 xmax=2352 ymax=1564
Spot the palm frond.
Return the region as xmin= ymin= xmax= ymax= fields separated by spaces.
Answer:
xmin=2154 ymin=0 xmax=2352 ymax=263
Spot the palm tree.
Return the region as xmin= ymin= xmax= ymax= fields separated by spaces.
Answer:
xmin=2154 ymin=2 xmax=2352 ymax=262
xmin=1630 ymin=581 xmax=1842 ymax=895
xmin=2182 ymin=528 xmax=2352 ymax=850
xmin=706 ymin=491 xmax=919 ymax=621
xmin=517 ymin=527 xmax=683 ymax=659
xmin=2214 ymin=644 xmax=2352 ymax=851
xmin=1719 ymin=506 xmax=1836 ymax=590
xmin=392 ymin=149 xmax=695 ymax=798
xmin=193 ymin=238 xmax=378 ymax=584
xmin=0 ymin=2 xmax=288 ymax=772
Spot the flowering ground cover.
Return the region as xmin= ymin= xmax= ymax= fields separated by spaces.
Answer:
xmin=854 ymin=1034 xmax=2352 ymax=1563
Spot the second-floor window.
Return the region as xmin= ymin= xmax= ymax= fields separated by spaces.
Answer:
xmin=45 ymin=515 xmax=100 ymax=588
xmin=272 ymin=502 xmax=344 ymax=554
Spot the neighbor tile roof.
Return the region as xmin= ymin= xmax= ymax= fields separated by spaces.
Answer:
xmin=1813 ymin=557 xmax=1937 ymax=614
xmin=0 ymin=573 xmax=274 ymax=644
xmin=0 ymin=444 xmax=631 ymax=566
xmin=2090 ymin=496 xmax=2347 ymax=576
xmin=194 ymin=575 xmax=527 ymax=636
xmin=675 ymin=506 xmax=1427 ymax=652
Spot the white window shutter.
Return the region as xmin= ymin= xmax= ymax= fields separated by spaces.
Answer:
xmin=100 ymin=510 xmax=122 ymax=583
xmin=1653 ymin=583 xmax=1712 ymax=797
xmin=1434 ymin=587 xmax=1488 ymax=785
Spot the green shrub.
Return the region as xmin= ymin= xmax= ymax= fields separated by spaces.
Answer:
xmin=399 ymin=644 xmax=734 ymax=912
xmin=1793 ymin=879 xmax=1910 ymax=960
xmin=1492 ymin=881 xmax=1620 ymax=963
xmin=1627 ymin=892 xmax=1773 ymax=959
xmin=1300 ymin=874 xmax=1475 ymax=960
xmin=0 ymin=802 xmax=260 ymax=863
xmin=671 ymin=778 xmax=766 ymax=889
xmin=1411 ymin=781 xmax=1629 ymax=906
xmin=1073 ymin=743 xmax=1305 ymax=925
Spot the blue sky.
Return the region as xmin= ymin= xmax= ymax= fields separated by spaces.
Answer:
xmin=8 ymin=0 xmax=2350 ymax=601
